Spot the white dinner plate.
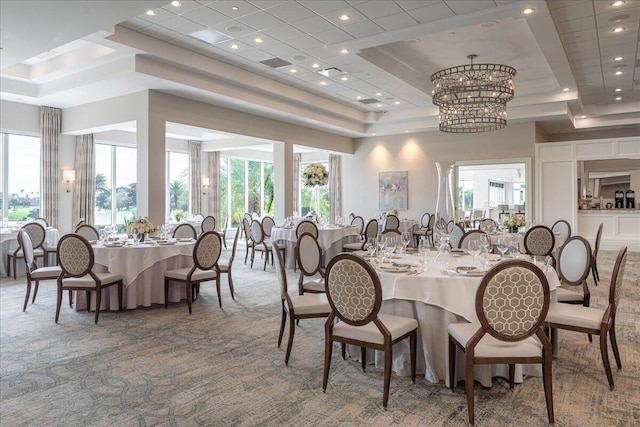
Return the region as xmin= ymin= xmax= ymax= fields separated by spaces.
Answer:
xmin=378 ymin=264 xmax=411 ymax=273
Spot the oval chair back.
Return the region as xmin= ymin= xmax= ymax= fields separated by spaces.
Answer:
xmin=296 ymin=232 xmax=323 ymax=277
xmin=17 ymin=230 xmax=38 ymax=273
xmin=609 ymin=247 xmax=628 ymax=313
xmin=75 ymin=224 xmax=100 ymax=241
xmin=242 ymin=218 xmax=252 ymax=242
xmin=250 ymin=219 xmax=266 ymax=245
xmin=449 ymin=223 xmax=465 ymax=248
xmin=33 ymin=217 xmax=48 ymax=227
xmin=296 ymin=220 xmax=318 ymax=239
xmin=74 ymin=218 xmax=86 ymax=229
xmin=272 ymin=241 xmax=289 ymax=300
xmin=201 ymin=215 xmax=216 ymax=233
xmin=193 ymin=231 xmax=222 ymax=271
xmin=173 ymin=223 xmax=197 ymax=239
xmin=384 ymin=214 xmax=400 ymax=231
xmin=420 ymin=213 xmax=431 ymax=229
xmin=363 ymin=219 xmax=378 ymax=240
xmin=192 ymin=213 xmax=204 ymax=221
xmin=262 ymin=216 xmax=276 ymax=237
xmin=57 ymin=234 xmax=94 ymax=278
xmin=551 ymin=219 xmax=571 ymax=242
xmin=22 ymin=222 xmax=46 ymax=250
xmin=557 ymin=236 xmax=591 ymax=287
xmin=480 ymin=218 xmax=497 ymax=233
xmin=523 ymin=225 xmax=555 ymax=257
xmin=459 ymin=230 xmax=484 ymax=249
xmin=351 ymin=215 xmax=365 ymax=235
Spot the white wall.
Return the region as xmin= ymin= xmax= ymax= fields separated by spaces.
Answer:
xmin=342 ymin=123 xmax=536 ymax=221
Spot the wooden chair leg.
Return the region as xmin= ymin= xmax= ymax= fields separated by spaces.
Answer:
xmin=277 ymin=304 xmax=286 ymax=347
xmin=600 ymin=329 xmax=615 ymax=390
xmin=410 ymin=331 xmax=417 ymax=384
xmin=285 ymin=314 xmax=295 ymax=365
xmin=609 ymin=323 xmax=622 ymax=370
xmin=32 ymin=281 xmax=40 ymax=303
xmin=228 ymin=270 xmax=235 ymax=300
xmin=94 ymin=289 xmax=101 ymax=324
xmin=23 ymin=278 xmax=32 ymax=311
xmin=86 ymin=291 xmax=91 ymax=313
xmin=216 ymin=277 xmax=222 ymax=308
xmin=164 ymin=278 xmax=170 ymax=308
xmin=361 ymin=347 xmax=367 ymax=372
xmin=118 ymin=282 xmax=123 ymax=311
xmin=543 ymin=347 xmax=555 ymax=425
xmin=341 ymin=343 xmax=346 ymax=360
xmin=68 ymin=290 xmax=73 ymax=307
xmin=322 ymin=338 xmax=333 ymax=392
xmin=55 ymin=285 xmax=63 ymax=323
xmin=382 ymin=345 xmax=392 ymax=409
xmin=465 ymin=352 xmax=475 ymax=425
xmin=448 ymin=337 xmax=456 ymax=389
xmin=508 ymin=364 xmax=515 ymax=390
xmin=186 ymin=281 xmax=193 ymax=315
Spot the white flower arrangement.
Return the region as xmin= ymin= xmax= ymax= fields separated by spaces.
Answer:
xmin=125 ymin=217 xmax=155 ymax=235
xmin=504 ymin=214 xmax=526 ymax=229
xmin=302 ymin=163 xmax=329 ymax=187
xmin=387 ymin=208 xmax=398 ymax=216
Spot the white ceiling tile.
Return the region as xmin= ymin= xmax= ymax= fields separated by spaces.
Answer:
xmin=444 ymin=0 xmax=497 ymax=15
xmin=121 ymin=18 xmax=153 ymax=31
xmin=551 ymin=1 xmax=594 ymax=23
xmin=168 ymin=35 xmax=213 ymax=50
xmin=593 ymin=0 xmax=640 ymax=14
xmin=237 ymin=11 xmax=287 ymax=31
xmin=547 ymin=1 xmax=590 ymax=10
xmin=211 ymin=21 xmax=259 ymax=38
xmin=395 ymin=0 xmax=441 ymax=11
xmin=298 ymin=0 xmax=350 ymax=14
xmin=216 ymin=39 xmax=253 ymax=54
xmin=372 ymin=12 xmax=418 ymax=31
xmin=560 ymin=28 xmax=598 ymax=44
xmin=569 ymin=57 xmax=602 ymax=69
xmin=206 ymin=0 xmax=260 ymax=18
xmin=290 ymin=15 xmax=337 ymax=34
xmin=181 ymin=6 xmax=231 ymax=27
xmin=137 ymin=8 xmax=177 ymax=24
xmin=563 ymin=39 xmax=600 ymax=53
xmin=139 ymin=25 xmax=184 ymax=42
xmin=410 ymin=2 xmax=455 ymax=23
xmin=234 ymin=47 xmax=274 ymax=62
xmin=595 ymin=5 xmax=640 ymax=28
xmin=261 ymin=23 xmax=307 ymax=41
xmin=321 ymin=7 xmax=369 ymax=26
xmin=163 ymin=0 xmax=203 ymax=15
xmin=246 ymin=1 xmax=290 ymax=10
xmin=236 ymin=32 xmax=279 ymax=47
xmin=341 ymin=20 xmax=384 ymax=38
xmin=598 ymin=32 xmax=637 ymax=48
xmin=352 ymin=1 xmax=405 ymax=19
xmin=259 ymin=42 xmax=300 ymax=57
xmin=286 ymin=35 xmax=325 ymax=50
xmin=266 ymin=2 xmax=316 ymax=22
xmin=599 ymin=42 xmax=637 ymax=59
xmin=555 ymin=16 xmax=596 ymax=34
xmin=313 ymin=28 xmax=354 ymax=44
xmin=157 ymin=16 xmax=206 ymax=34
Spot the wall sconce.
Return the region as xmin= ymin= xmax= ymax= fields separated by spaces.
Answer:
xmin=62 ymin=169 xmax=76 ymax=193
xmin=202 ymin=177 xmax=210 ymax=195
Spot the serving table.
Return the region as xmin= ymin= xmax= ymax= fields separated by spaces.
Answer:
xmin=73 ymin=240 xmax=196 ymax=311
xmin=271 ymin=225 xmax=359 ymax=268
xmin=350 ymin=252 xmax=559 ymax=387
xmin=0 ymin=227 xmax=60 ymax=277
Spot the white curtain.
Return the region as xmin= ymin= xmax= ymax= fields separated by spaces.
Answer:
xmin=208 ymin=152 xmax=221 ymax=228
xmin=188 ymin=140 xmax=201 ymax=215
xmin=40 ymin=107 xmax=61 ymax=228
xmin=73 ymin=134 xmax=95 ymax=226
xmin=293 ymin=153 xmax=301 ymax=216
xmin=329 ymin=154 xmax=342 ymax=222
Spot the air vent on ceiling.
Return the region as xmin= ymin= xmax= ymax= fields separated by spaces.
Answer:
xmin=318 ymin=67 xmax=343 ymax=77
xmin=260 ymin=58 xmax=292 ymax=68
xmin=359 ymin=98 xmax=380 ymax=105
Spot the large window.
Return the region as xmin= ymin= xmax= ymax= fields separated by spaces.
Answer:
xmin=458 ymin=180 xmax=474 ymax=211
xmin=0 ymin=133 xmax=40 ymax=226
xmin=94 ymin=144 xmax=137 ymax=230
xmin=489 ymin=181 xmax=505 ymax=207
xmin=166 ymin=151 xmax=189 ymax=220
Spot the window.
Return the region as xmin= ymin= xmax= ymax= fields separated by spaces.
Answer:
xmin=166 ymin=151 xmax=188 ymax=221
xmin=0 ymin=133 xmax=40 ymax=226
xmin=458 ymin=180 xmax=474 ymax=211
xmin=300 ymin=162 xmax=329 ymax=218
xmin=94 ymin=144 xmax=137 ymax=230
xmin=513 ymin=182 xmax=525 ymax=205
xmin=489 ymin=181 xmax=505 ymax=207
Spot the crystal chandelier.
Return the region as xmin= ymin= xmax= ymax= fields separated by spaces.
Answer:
xmin=430 ymin=55 xmax=516 ymax=133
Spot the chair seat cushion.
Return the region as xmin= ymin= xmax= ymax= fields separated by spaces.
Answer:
xmin=30 ymin=266 xmax=62 ymax=279
xmin=333 ymin=313 xmax=418 ymax=345
xmin=545 ymin=302 xmax=604 ymax=330
xmin=10 ymin=248 xmax=45 ymax=257
xmin=342 ymin=242 xmax=364 ymax=251
xmin=448 ymin=322 xmax=543 ymax=358
xmin=218 ymin=260 xmax=231 ymax=272
xmin=62 ymin=272 xmax=123 ymax=288
xmin=165 ymin=268 xmax=217 ymax=282
xmin=556 ymin=287 xmax=583 ymax=302
xmin=288 ymin=294 xmax=331 ymax=316
xmin=302 ymin=278 xmax=325 ymax=293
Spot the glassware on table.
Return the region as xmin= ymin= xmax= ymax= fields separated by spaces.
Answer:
xmin=365 ymin=237 xmax=376 ymax=254
xmin=479 ymin=252 xmax=492 ymax=271
xmin=132 ymin=229 xmax=140 ymax=246
xmin=395 ymin=235 xmax=404 ymax=255
xmin=384 ymin=237 xmax=395 ymax=257
xmin=401 ymin=232 xmax=411 ymax=254
xmin=496 ymin=236 xmax=509 ymax=259
xmin=467 ymin=240 xmax=482 ymax=267
xmin=479 ymin=233 xmax=491 ymax=253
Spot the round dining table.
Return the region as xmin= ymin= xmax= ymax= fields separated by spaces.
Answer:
xmin=0 ymin=227 xmax=60 ymax=277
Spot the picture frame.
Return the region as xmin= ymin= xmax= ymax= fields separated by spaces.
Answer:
xmin=378 ymin=171 xmax=408 ymax=211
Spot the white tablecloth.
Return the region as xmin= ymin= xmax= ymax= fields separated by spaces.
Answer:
xmin=0 ymin=227 xmax=60 ymax=277
xmin=73 ymin=241 xmax=196 ymax=310
xmin=350 ymin=253 xmax=560 ymax=387
xmin=271 ymin=225 xmax=359 ymax=268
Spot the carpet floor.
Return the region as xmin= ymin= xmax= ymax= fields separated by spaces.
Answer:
xmin=1 ymin=247 xmax=638 ymax=426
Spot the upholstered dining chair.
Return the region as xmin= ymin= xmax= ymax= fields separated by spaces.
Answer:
xmin=412 ymin=212 xmax=431 ymax=247
xmin=8 ymin=222 xmax=46 ymax=279
xmin=449 ymin=223 xmax=465 ymax=249
xmin=523 ymin=225 xmax=555 ymax=257
xmin=164 ymin=231 xmax=222 ymax=313
xmin=173 ymin=223 xmax=197 ymax=239
xmin=201 ymin=215 xmax=216 ymax=233
xmin=242 ymin=217 xmax=254 ymax=264
xmin=551 ymin=219 xmax=571 ymax=242
xmin=18 ymin=230 xmax=62 ymax=312
xmin=192 ymin=213 xmax=205 ymax=221
xmin=218 ymin=227 xmax=240 ymax=300
xmin=350 ymin=215 xmax=365 ymax=235
xmin=322 ymin=253 xmax=417 ymax=409
xmin=296 ymin=232 xmax=325 ymax=295
xmin=383 ymin=214 xmax=400 ymax=231
xmin=56 ymin=234 xmax=123 ymax=324
xmin=343 ymin=219 xmax=378 ymax=252
xmin=262 ymin=216 xmax=276 ymax=237
xmin=74 ymin=218 xmax=85 ymax=229
xmin=459 ymin=230 xmax=485 ymax=249
xmin=33 ymin=217 xmax=48 ymax=227
xmin=242 ymin=213 xmax=252 ymax=238
xmin=273 ymin=241 xmax=331 ymax=365
xmin=74 ymin=224 xmax=100 ymax=241
xmin=591 ymin=223 xmax=603 ymax=286
xmin=448 ymin=260 xmax=554 ymax=426
xmin=479 ymin=218 xmax=497 ymax=232
xmin=295 ymin=220 xmax=318 ymax=239
xmin=250 ymin=219 xmax=282 ymax=270
xmin=545 ymin=246 xmax=628 ymax=390
xmin=555 ymin=236 xmax=592 ymax=308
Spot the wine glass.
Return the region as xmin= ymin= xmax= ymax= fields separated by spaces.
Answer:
xmin=377 ymin=236 xmax=386 ymax=262
xmin=479 ymin=233 xmax=491 ymax=254
xmin=496 ymin=236 xmax=509 ymax=259
xmin=479 ymin=252 xmax=492 ymax=271
xmin=132 ymin=229 xmax=140 ymax=246
xmin=365 ymin=237 xmax=376 ymax=254
xmin=401 ymin=232 xmax=411 ymax=254
xmin=467 ymin=240 xmax=482 ymax=267
xmin=394 ymin=235 xmax=404 ymax=255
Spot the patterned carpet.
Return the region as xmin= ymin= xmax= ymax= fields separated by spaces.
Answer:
xmin=1 ymin=247 xmax=638 ymax=426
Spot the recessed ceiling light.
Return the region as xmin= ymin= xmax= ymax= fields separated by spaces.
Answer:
xmin=615 ymin=96 xmax=622 ymax=100
xmin=320 ymin=81 xmax=327 ymax=86
xmin=231 ymin=6 xmax=239 ymax=11
xmin=376 ymin=92 xmax=382 ymax=96
xmin=289 ymin=68 xmax=297 ymax=73
xmin=615 ymin=88 xmax=622 ymax=92
xmin=145 ymin=10 xmax=155 ymax=16
xmin=612 ymin=27 xmax=625 ymax=33
xmin=340 ymin=76 xmax=348 ymax=81
xmin=339 ymin=14 xmax=350 ymax=21
xmin=254 ymin=37 xmax=263 ymax=43
xmin=376 ymin=104 xmax=382 ymax=107
xmin=522 ymin=7 xmax=535 ymax=15
xmin=579 ymin=115 xmax=587 ymax=119
xmin=312 ymin=63 xmax=320 ymax=68
xmin=610 ymin=0 xmax=625 ymax=6
xmin=404 ymin=130 xmax=409 ymax=133
xmin=226 ymin=26 xmax=243 ymax=33
xmin=230 ymin=44 xmax=238 ymax=50
xmin=372 ymin=133 xmax=376 ymax=136
xmin=357 ymin=95 xmax=362 ymax=99
xmin=563 ymin=88 xmax=570 ymax=92
xmin=171 ymin=0 xmax=181 ymax=6
xmin=395 ymin=101 xmax=400 ymax=105
xmin=614 ymin=56 xmax=624 ymax=61
xmin=615 ymin=70 xmax=623 ymax=75
xmin=339 ymin=48 xmax=349 ymax=54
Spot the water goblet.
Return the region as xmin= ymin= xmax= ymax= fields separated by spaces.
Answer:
xmin=496 ymin=236 xmax=509 ymax=259
xmin=401 ymin=232 xmax=411 ymax=254
xmin=467 ymin=240 xmax=482 ymax=267
xmin=479 ymin=252 xmax=492 ymax=271
xmin=479 ymin=233 xmax=491 ymax=253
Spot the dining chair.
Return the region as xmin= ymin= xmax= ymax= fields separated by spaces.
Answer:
xmin=545 ymin=247 xmax=628 ymax=390
xmin=273 ymin=241 xmax=331 ymax=365
xmin=350 ymin=215 xmax=365 ymax=235
xmin=192 ymin=213 xmax=204 ymax=221
xmin=74 ymin=218 xmax=85 ymax=229
xmin=220 ymin=215 xmax=230 ymax=249
xmin=173 ymin=223 xmax=197 ymax=239
xmin=164 ymin=231 xmax=222 ymax=313
xmin=201 ymin=215 xmax=216 ymax=233
xmin=296 ymin=232 xmax=325 ymax=295
xmin=446 ymin=220 xmax=455 ymax=233
xmin=262 ymin=216 xmax=276 ymax=237
xmin=555 ymin=236 xmax=592 ymax=308
xmin=412 ymin=212 xmax=431 ymax=247
xmin=295 ymin=220 xmax=318 ymax=239
xmin=348 ymin=212 xmax=356 ymax=222
xmin=242 ymin=217 xmax=254 ymax=264
xmin=448 ymin=260 xmax=554 ymax=426
xmin=459 ymin=230 xmax=484 ymax=249
xmin=383 ymin=214 xmax=400 ymax=231
xmin=8 ymin=222 xmax=46 ymax=279
xmin=75 ymin=224 xmax=100 ymax=241
xmin=523 ymin=225 xmax=555 ymax=257
xmin=449 ymin=223 xmax=465 ymax=248
xmin=551 ymin=219 xmax=571 ymax=242
xmin=55 ymin=234 xmax=123 ymax=324
xmin=218 ymin=227 xmax=240 ymax=300
xmin=342 ymin=218 xmax=378 ymax=251
xmin=591 ymin=223 xmax=603 ymax=286
xmin=250 ymin=219 xmax=281 ymax=270
xmin=479 ymin=218 xmax=497 ymax=232
xmin=33 ymin=217 xmax=48 ymax=227
xmin=18 ymin=230 xmax=62 ymax=312
xmin=322 ymin=253 xmax=417 ymax=409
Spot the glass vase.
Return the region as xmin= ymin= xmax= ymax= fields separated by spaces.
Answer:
xmin=434 ymin=161 xmax=455 ymax=248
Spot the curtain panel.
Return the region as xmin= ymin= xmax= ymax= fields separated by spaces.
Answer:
xmin=188 ymin=140 xmax=202 ymax=215
xmin=207 ymin=152 xmax=221 ymax=229
xmin=72 ymin=134 xmax=95 ymax=227
xmin=293 ymin=153 xmax=301 ymax=217
xmin=329 ymin=154 xmax=342 ymax=223
xmin=40 ymin=107 xmax=61 ymax=228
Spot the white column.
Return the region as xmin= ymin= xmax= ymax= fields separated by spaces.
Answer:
xmin=273 ymin=142 xmax=293 ymax=224
xmin=136 ymin=104 xmax=166 ymax=226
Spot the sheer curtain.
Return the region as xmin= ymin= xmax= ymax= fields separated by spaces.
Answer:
xmin=73 ymin=134 xmax=95 ymax=226
xmin=293 ymin=153 xmax=301 ymax=216
xmin=207 ymin=152 xmax=221 ymax=228
xmin=40 ymin=107 xmax=61 ymax=228
xmin=329 ymin=154 xmax=342 ymax=222
xmin=188 ymin=140 xmax=201 ymax=215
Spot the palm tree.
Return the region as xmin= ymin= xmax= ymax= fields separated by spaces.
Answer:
xmin=169 ymin=180 xmax=186 ymax=210
xmin=95 ymin=173 xmax=109 ymax=194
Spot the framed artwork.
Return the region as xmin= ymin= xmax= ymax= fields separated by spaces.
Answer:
xmin=378 ymin=171 xmax=408 ymax=210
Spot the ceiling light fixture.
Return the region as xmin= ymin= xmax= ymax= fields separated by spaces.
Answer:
xmin=615 ymin=70 xmax=623 ymax=75
xmin=230 ymin=44 xmax=238 ymax=50
xmin=254 ymin=37 xmax=263 ymax=43
xmin=232 ymin=6 xmax=239 ymax=11
xmin=430 ymin=54 xmax=516 ymax=133
xmin=395 ymin=101 xmax=400 ymax=105
xmin=376 ymin=104 xmax=382 ymax=107
xmin=357 ymin=96 xmax=362 ymax=99
xmin=312 ymin=63 xmax=320 ymax=68
xmin=289 ymin=68 xmax=297 ymax=73
xmin=522 ymin=7 xmax=535 ymax=15
xmin=376 ymin=92 xmax=382 ymax=96
xmin=339 ymin=14 xmax=350 ymax=21
xmin=340 ymin=76 xmax=348 ymax=81
xmin=614 ymin=56 xmax=624 ymax=61
xmin=610 ymin=0 xmax=625 ymax=6
xmin=563 ymin=88 xmax=570 ymax=92
xmin=171 ymin=1 xmax=181 ymax=6
xmin=615 ymin=96 xmax=622 ymax=100
xmin=146 ymin=10 xmax=155 ymax=16
xmin=612 ymin=27 xmax=625 ymax=32
xmin=615 ymin=88 xmax=622 ymax=92
xmin=339 ymin=48 xmax=349 ymax=54
xmin=320 ymin=81 xmax=327 ymax=86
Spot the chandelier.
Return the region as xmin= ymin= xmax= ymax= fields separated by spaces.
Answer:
xmin=430 ymin=54 xmax=516 ymax=133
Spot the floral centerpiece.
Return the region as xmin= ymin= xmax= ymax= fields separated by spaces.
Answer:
xmin=504 ymin=213 xmax=526 ymax=233
xmin=125 ymin=217 xmax=155 ymax=240
xmin=387 ymin=208 xmax=398 ymax=217
xmin=170 ymin=209 xmax=187 ymax=222
xmin=302 ymin=163 xmax=329 ymax=187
